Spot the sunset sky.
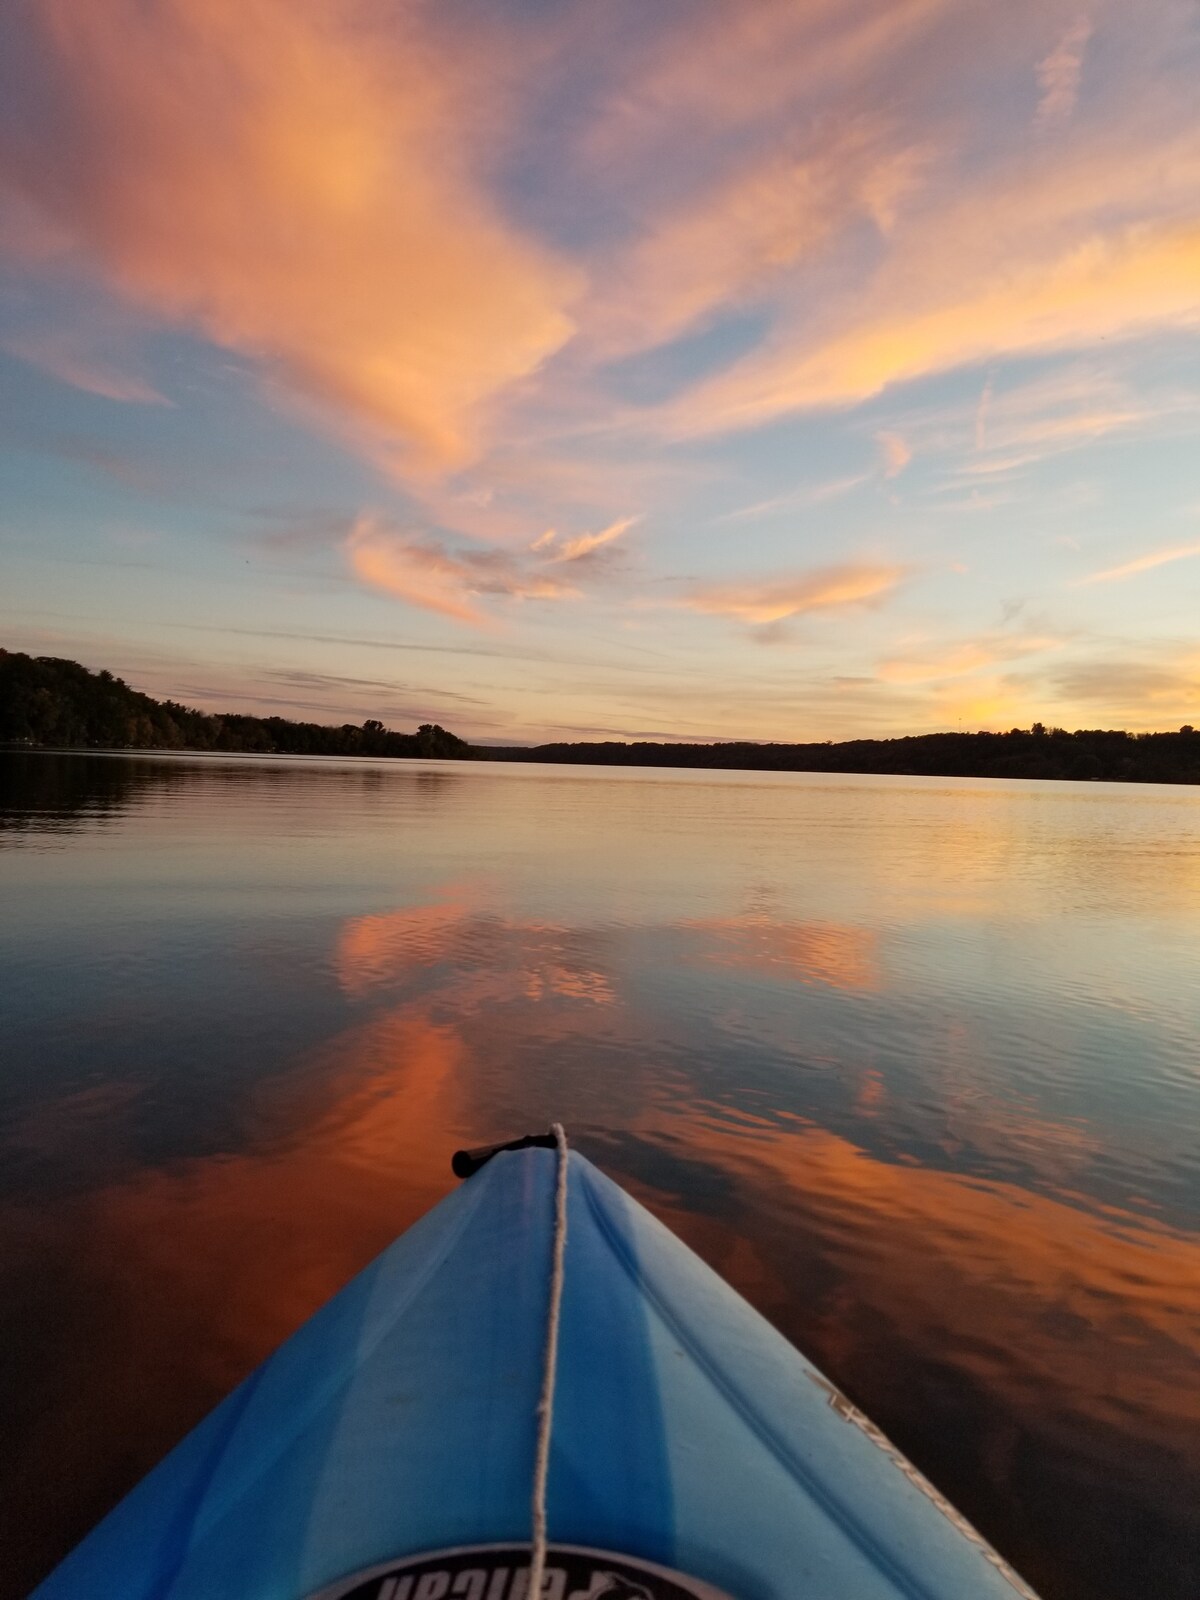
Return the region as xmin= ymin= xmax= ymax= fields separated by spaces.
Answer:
xmin=2 ymin=0 xmax=1199 ymax=743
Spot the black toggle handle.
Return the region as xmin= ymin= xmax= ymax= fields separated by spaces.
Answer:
xmin=451 ymin=1131 xmax=559 ymax=1179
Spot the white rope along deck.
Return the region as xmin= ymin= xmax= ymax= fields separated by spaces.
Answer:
xmin=529 ymin=1123 xmax=569 ymax=1600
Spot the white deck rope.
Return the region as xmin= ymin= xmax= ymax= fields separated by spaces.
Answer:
xmin=529 ymin=1122 xmax=568 ymax=1600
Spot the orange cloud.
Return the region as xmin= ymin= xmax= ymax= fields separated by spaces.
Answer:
xmin=586 ymin=124 xmax=930 ymax=358
xmin=3 ymin=0 xmax=579 ymax=470
xmin=566 ymin=1 xmax=1197 ymax=460
xmin=540 ymin=515 xmax=640 ymax=563
xmin=668 ymin=222 xmax=1200 ymax=436
xmin=345 ymin=517 xmax=581 ymax=625
xmin=681 ymin=563 xmax=907 ymax=625
xmin=1077 ymin=540 xmax=1200 ymax=585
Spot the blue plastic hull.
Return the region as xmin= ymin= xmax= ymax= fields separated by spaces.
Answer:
xmin=31 ymin=1148 xmax=1038 ymax=1599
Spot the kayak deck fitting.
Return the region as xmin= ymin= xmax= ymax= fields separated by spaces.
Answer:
xmin=31 ymin=1137 xmax=1040 ymax=1599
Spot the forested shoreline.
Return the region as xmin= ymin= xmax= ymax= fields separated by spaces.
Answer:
xmin=484 ymin=727 xmax=1200 ymax=784
xmin=0 ymin=650 xmax=468 ymax=759
xmin=3 ymin=648 xmax=1198 ymax=784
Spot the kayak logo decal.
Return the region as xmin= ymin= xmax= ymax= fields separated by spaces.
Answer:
xmin=309 ymin=1543 xmax=735 ymax=1600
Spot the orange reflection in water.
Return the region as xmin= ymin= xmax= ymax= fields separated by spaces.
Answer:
xmin=335 ymin=901 xmax=616 ymax=1007
xmin=2 ymin=1006 xmax=480 ymax=1595
xmin=748 ymin=1124 xmax=1194 ymax=1434
xmin=337 ymin=900 xmax=876 ymax=1008
xmin=681 ymin=914 xmax=881 ymax=991
xmin=621 ymin=1113 xmax=1200 ymax=1599
xmin=335 ymin=898 xmax=474 ymax=997
xmin=114 ymin=1010 xmax=470 ymax=1355
xmin=8 ymin=893 xmax=1198 ymax=1600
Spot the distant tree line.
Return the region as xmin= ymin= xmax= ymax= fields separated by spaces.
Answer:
xmin=3 ymin=648 xmax=1198 ymax=784
xmin=0 ymin=650 xmax=469 ymax=759
xmin=483 ymin=721 xmax=1200 ymax=785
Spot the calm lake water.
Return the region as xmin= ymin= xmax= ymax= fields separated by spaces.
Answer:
xmin=1 ymin=750 xmax=1198 ymax=1599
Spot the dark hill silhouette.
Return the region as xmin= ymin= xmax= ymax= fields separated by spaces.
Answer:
xmin=3 ymin=648 xmax=1197 ymax=784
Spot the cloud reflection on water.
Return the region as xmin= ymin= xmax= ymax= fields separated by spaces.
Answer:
xmin=0 ymin=1008 xmax=473 ymax=1592
xmin=679 ymin=913 xmax=881 ymax=991
xmin=335 ymin=899 xmax=617 ymax=1008
xmin=3 ymin=756 xmax=1199 ymax=1600
xmin=7 ymin=922 xmax=1196 ymax=1599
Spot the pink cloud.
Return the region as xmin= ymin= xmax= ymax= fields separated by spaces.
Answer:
xmin=582 ymin=0 xmax=948 ymax=161
xmin=3 ymin=327 xmax=168 ymax=404
xmin=2 ymin=0 xmax=580 ymax=470
xmin=877 ymin=431 xmax=912 ymax=477
xmin=1036 ymin=17 xmax=1093 ymax=127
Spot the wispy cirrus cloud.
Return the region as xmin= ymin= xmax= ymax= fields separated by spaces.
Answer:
xmin=1051 ymin=653 xmax=1200 ymax=719
xmin=878 ymin=634 xmax=1062 ymax=683
xmin=718 ymin=473 xmax=872 ymax=523
xmin=953 ymin=409 xmax=1147 ymax=478
xmin=583 ymin=121 xmax=931 ymax=360
xmin=1078 ymin=540 xmax=1200 ymax=586
xmin=580 ymin=0 xmax=948 ymax=164
xmin=3 ymin=324 xmax=168 ymax=404
xmin=538 ymin=515 xmax=640 ymax=564
xmin=634 ymin=11 xmax=1200 ymax=445
xmin=879 ymin=361 xmax=1200 ymax=490
xmin=679 ymin=562 xmax=907 ymax=627
xmin=665 ymin=222 xmax=1200 ymax=438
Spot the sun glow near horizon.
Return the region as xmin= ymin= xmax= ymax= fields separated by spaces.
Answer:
xmin=1 ymin=0 xmax=1199 ymax=742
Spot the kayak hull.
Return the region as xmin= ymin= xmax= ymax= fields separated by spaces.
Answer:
xmin=31 ymin=1147 xmax=1037 ymax=1599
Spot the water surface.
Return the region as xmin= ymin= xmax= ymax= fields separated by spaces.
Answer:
xmin=1 ymin=750 xmax=1198 ymax=1599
